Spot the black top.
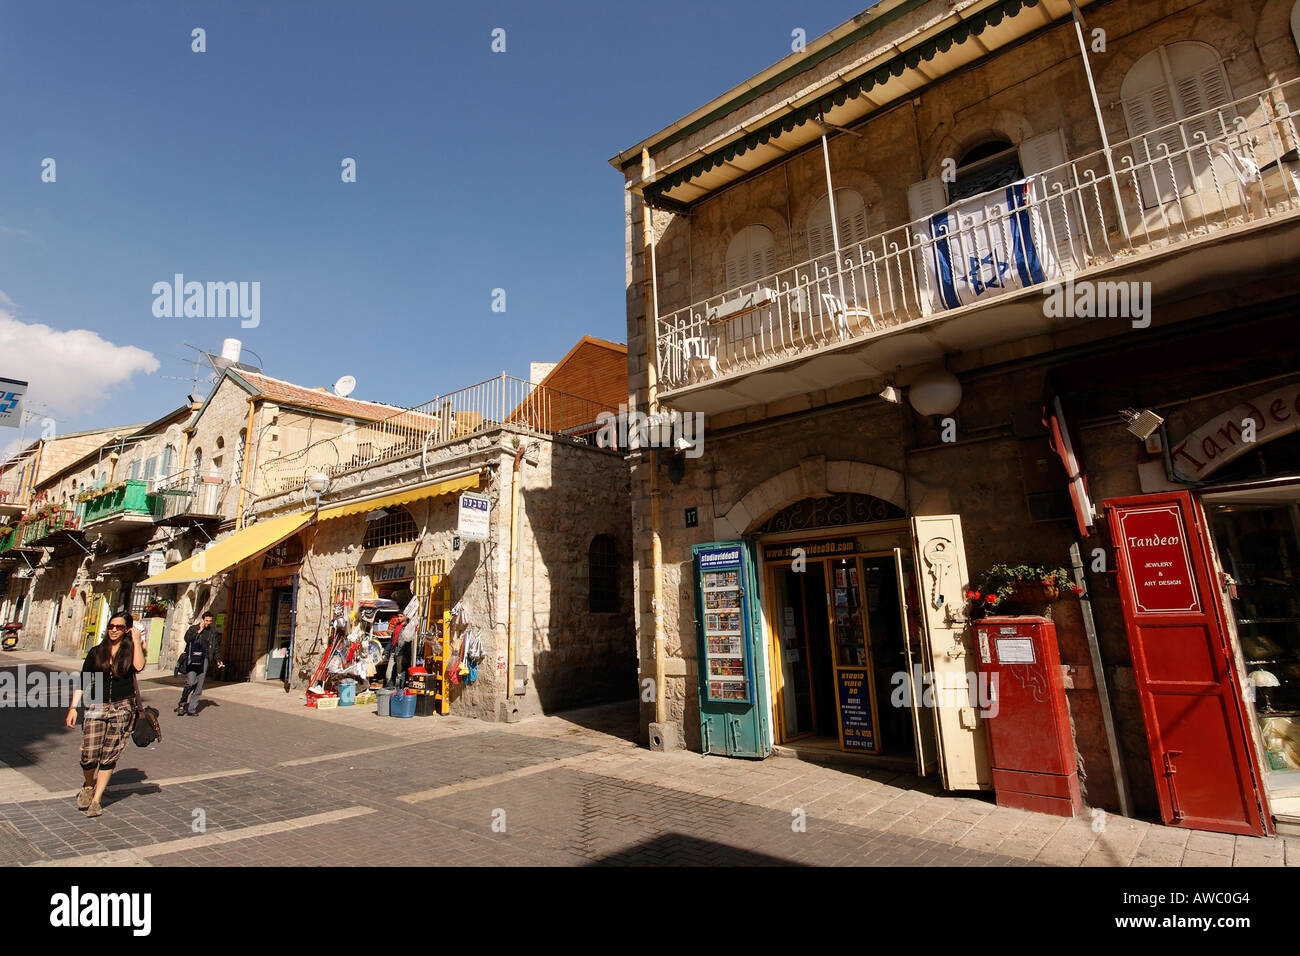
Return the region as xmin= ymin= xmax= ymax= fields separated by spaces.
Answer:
xmin=82 ymin=650 xmax=138 ymax=704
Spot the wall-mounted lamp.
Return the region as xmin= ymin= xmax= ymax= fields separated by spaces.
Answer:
xmin=1120 ymin=407 xmax=1164 ymax=441
xmin=364 ymin=508 xmax=390 ymax=522
xmin=878 ymin=383 xmax=904 ymax=405
xmin=907 ymin=369 xmax=962 ymax=417
xmin=305 ymin=472 xmax=330 ymax=514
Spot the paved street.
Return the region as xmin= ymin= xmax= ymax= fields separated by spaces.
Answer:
xmin=1 ymin=651 xmax=1295 ymax=867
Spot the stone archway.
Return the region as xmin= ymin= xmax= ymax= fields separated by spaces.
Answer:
xmin=714 ymin=456 xmax=940 ymax=538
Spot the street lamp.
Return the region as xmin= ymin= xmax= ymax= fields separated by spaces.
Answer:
xmin=306 ymin=472 xmax=330 ymax=514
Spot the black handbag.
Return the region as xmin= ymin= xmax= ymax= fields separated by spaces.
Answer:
xmin=128 ymin=671 xmax=162 ymax=747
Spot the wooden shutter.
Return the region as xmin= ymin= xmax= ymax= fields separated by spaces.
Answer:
xmin=807 ymin=189 xmax=867 ymax=261
xmin=908 ymin=178 xmax=948 ymax=224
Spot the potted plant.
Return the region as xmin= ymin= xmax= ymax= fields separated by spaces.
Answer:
xmin=144 ymin=598 xmax=169 ymax=618
xmin=968 ymin=563 xmax=1083 ymax=614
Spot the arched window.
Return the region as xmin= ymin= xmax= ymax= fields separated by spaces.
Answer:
xmin=263 ymin=534 xmax=304 ymax=569
xmin=1121 ymin=42 xmax=1234 ymax=207
xmin=950 ymin=140 xmax=1023 ymax=203
xmin=161 ymin=444 xmax=176 ymax=478
xmin=212 ymin=436 xmax=225 ymax=473
xmin=807 ymin=189 xmax=868 ymax=260
xmin=362 ymin=508 xmax=419 ymax=549
xmin=588 ymin=534 xmax=619 ymax=613
xmin=724 ymin=224 xmax=776 ymax=290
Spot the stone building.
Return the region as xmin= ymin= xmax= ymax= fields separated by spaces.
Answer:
xmin=144 ymin=338 xmax=636 ymax=721
xmin=611 ymin=0 xmax=1300 ymax=837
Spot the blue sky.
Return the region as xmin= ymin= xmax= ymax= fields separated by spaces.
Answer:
xmin=0 ymin=0 xmax=867 ymax=448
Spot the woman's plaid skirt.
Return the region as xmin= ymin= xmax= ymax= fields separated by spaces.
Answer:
xmin=80 ymin=699 xmax=134 ymax=771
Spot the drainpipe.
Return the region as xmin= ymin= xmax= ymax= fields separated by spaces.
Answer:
xmin=642 ymin=148 xmax=667 ymax=731
xmin=1068 ymin=0 xmax=1131 ymax=243
xmin=505 ymin=443 xmax=526 ymax=707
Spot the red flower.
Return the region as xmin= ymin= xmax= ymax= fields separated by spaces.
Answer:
xmin=1071 ymin=585 xmax=1084 ymax=595
xmin=987 ymin=594 xmax=1000 ymax=605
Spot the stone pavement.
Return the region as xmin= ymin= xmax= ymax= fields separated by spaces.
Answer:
xmin=1 ymin=651 xmax=1295 ymax=867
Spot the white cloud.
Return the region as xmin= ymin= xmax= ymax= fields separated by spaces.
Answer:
xmin=0 ymin=298 xmax=160 ymax=421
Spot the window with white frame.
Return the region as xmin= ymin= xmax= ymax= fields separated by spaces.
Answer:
xmin=1120 ymin=42 xmax=1235 ymax=208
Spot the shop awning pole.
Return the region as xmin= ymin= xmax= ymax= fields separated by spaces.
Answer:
xmin=1070 ymin=541 xmax=1132 ymax=818
xmin=1069 ymin=0 xmax=1130 ymax=244
xmin=819 ymin=122 xmax=849 ymax=311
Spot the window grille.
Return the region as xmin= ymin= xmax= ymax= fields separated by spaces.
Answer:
xmin=363 ymin=508 xmax=419 ymax=549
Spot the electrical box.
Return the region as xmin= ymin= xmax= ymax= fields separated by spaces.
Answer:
xmin=975 ymin=615 xmax=1081 ymax=817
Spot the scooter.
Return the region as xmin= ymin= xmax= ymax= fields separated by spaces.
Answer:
xmin=1 ymin=622 xmax=21 ymax=651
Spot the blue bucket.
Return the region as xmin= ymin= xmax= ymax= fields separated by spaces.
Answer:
xmin=338 ymin=680 xmax=356 ymax=706
xmin=390 ymin=692 xmax=416 ymax=718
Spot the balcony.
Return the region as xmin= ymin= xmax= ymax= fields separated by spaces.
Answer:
xmin=80 ymin=479 xmax=157 ymax=533
xmin=150 ymin=471 xmax=229 ymax=526
xmin=655 ymin=80 xmax=1300 ymax=414
xmin=258 ymin=374 xmax=618 ymax=495
xmin=0 ymin=488 xmax=28 ymax=520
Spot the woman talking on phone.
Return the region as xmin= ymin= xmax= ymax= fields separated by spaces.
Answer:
xmin=65 ymin=612 xmax=145 ymax=818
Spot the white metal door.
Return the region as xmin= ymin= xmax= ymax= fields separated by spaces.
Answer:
xmin=910 ymin=515 xmax=992 ymax=791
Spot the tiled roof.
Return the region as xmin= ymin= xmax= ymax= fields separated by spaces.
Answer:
xmin=237 ymin=371 xmax=408 ymax=422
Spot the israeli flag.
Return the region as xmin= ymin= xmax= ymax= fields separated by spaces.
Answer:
xmin=920 ymin=178 xmax=1059 ymax=313
xmin=0 ymin=378 xmax=27 ymax=428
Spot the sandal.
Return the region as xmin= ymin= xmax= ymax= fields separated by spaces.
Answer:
xmin=86 ymin=801 xmax=102 ymax=818
xmin=76 ymin=786 xmax=94 ymax=810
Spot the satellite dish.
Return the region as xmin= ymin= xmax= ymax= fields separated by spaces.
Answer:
xmin=333 ymin=375 xmax=356 ymax=398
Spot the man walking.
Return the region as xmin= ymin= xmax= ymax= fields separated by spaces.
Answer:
xmin=176 ymin=613 xmax=222 ymax=717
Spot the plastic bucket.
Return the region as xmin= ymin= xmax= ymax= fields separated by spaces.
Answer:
xmin=390 ymin=692 xmax=417 ymax=718
xmin=338 ymin=680 xmax=356 ymax=706
xmin=376 ymin=688 xmax=393 ymax=717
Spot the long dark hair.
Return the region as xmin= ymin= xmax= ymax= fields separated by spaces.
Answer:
xmin=88 ymin=612 xmax=135 ymax=678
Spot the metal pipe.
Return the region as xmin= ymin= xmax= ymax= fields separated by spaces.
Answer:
xmin=1069 ymin=540 xmax=1132 ymax=818
xmin=1068 ymin=0 xmax=1130 ymax=243
xmin=819 ymin=123 xmax=849 ymax=311
xmin=506 ymin=443 xmax=526 ymax=705
xmin=643 ymin=148 xmax=667 ymax=729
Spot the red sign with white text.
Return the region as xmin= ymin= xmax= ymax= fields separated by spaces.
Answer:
xmin=1114 ymin=504 xmax=1200 ymax=614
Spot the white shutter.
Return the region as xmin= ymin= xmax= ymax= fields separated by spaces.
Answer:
xmin=1020 ymin=128 xmax=1082 ymax=270
xmin=724 ymin=224 xmax=775 ymax=290
xmin=807 ymin=189 xmax=866 ymax=261
xmin=907 ymin=178 xmax=948 ymax=224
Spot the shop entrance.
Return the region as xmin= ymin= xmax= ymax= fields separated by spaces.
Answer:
xmin=763 ymin=539 xmax=920 ymax=761
xmin=1202 ymin=482 xmax=1300 ymax=831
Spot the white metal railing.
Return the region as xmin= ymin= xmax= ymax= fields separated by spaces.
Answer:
xmin=149 ymin=469 xmax=229 ymax=521
xmin=258 ymin=373 xmax=618 ymax=494
xmin=656 ymin=79 xmax=1300 ymax=390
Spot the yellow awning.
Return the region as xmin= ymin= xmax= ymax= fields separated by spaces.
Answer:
xmin=316 ymin=472 xmax=481 ymax=522
xmin=141 ymin=511 xmax=311 ymax=586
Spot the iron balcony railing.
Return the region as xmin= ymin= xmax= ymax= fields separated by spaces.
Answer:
xmin=18 ymin=508 xmax=79 ymax=546
xmin=149 ymin=470 xmax=229 ymax=522
xmin=80 ymin=479 xmax=156 ymax=526
xmin=259 ymin=373 xmax=619 ymax=494
xmin=655 ymin=79 xmax=1300 ymax=391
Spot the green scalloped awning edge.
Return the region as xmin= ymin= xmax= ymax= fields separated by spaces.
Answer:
xmin=644 ymin=0 xmax=1042 ymax=204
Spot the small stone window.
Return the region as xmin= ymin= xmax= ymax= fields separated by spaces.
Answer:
xmin=588 ymin=534 xmax=619 ymax=613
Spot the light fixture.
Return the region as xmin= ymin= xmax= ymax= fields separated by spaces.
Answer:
xmin=878 ymin=384 xmax=904 ymax=404
xmin=908 ymin=368 xmax=962 ymax=417
xmin=364 ymin=508 xmax=390 ymax=522
xmin=305 ymin=472 xmax=330 ymax=513
xmin=1120 ymin=407 xmax=1164 ymax=441
xmin=673 ymin=434 xmax=694 ymax=453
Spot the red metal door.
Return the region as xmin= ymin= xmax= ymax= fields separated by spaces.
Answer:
xmin=1105 ymin=491 xmax=1268 ymax=836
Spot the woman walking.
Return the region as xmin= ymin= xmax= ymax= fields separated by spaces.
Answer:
xmin=64 ymin=613 xmax=145 ymax=818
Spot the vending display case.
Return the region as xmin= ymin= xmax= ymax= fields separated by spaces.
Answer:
xmin=692 ymin=542 xmax=771 ymax=758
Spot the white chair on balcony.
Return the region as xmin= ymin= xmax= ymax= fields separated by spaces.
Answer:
xmin=819 ymin=293 xmax=875 ymax=341
xmin=682 ymin=336 xmax=718 ymax=383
